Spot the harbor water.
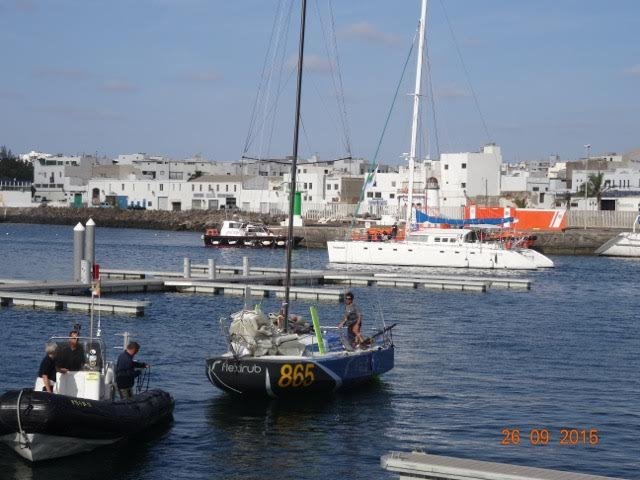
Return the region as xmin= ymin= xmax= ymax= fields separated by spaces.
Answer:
xmin=0 ymin=223 xmax=638 ymax=479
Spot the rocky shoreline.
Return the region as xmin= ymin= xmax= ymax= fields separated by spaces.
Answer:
xmin=0 ymin=206 xmax=621 ymax=253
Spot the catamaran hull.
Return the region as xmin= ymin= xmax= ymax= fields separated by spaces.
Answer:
xmin=0 ymin=389 xmax=174 ymax=461
xmin=595 ymin=232 xmax=640 ymax=257
xmin=206 ymin=345 xmax=394 ymax=397
xmin=327 ymin=240 xmax=545 ymax=270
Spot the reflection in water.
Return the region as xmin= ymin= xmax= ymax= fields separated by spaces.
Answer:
xmin=205 ymin=382 xmax=395 ymax=479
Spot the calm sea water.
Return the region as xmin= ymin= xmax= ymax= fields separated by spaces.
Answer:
xmin=0 ymin=223 xmax=638 ymax=480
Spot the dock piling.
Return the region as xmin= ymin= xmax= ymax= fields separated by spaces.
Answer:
xmin=208 ymin=259 xmax=216 ymax=280
xmin=73 ymin=222 xmax=85 ymax=282
xmin=183 ymin=258 xmax=191 ymax=278
xmin=243 ymin=256 xmax=250 ymax=276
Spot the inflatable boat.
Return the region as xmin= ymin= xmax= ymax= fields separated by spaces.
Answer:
xmin=0 ymin=335 xmax=174 ymax=461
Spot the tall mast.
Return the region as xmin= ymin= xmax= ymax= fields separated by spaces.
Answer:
xmin=406 ymin=0 xmax=428 ymax=227
xmin=282 ymin=0 xmax=307 ymax=329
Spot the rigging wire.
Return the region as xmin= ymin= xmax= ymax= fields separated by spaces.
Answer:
xmin=424 ymin=27 xmax=441 ymax=159
xmin=347 ymin=32 xmax=418 ymax=235
xmin=438 ymin=0 xmax=492 ymax=143
xmin=314 ymin=0 xmax=352 ymax=156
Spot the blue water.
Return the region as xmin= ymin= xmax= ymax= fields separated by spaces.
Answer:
xmin=0 ymin=223 xmax=638 ymax=479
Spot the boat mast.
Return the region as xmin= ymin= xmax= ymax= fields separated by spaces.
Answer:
xmin=283 ymin=0 xmax=307 ymax=329
xmin=406 ymin=0 xmax=428 ymax=228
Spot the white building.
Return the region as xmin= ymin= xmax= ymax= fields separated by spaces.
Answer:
xmin=440 ymin=144 xmax=502 ymax=207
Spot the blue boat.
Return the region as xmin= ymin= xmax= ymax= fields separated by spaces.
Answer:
xmin=205 ymin=0 xmax=395 ymax=398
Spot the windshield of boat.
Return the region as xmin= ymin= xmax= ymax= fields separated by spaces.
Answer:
xmin=47 ymin=336 xmax=106 ymax=372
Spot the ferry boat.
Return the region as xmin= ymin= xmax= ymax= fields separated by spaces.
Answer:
xmin=203 ymin=220 xmax=303 ymax=248
xmin=0 ymin=332 xmax=174 ymax=461
xmin=595 ymin=215 xmax=640 ymax=257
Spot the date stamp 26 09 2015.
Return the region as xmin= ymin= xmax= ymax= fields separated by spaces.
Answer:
xmin=501 ymin=428 xmax=600 ymax=446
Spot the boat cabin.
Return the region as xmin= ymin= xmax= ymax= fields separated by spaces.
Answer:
xmin=35 ymin=336 xmax=115 ymax=401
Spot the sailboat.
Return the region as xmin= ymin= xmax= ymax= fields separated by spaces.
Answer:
xmin=205 ymin=0 xmax=395 ymax=397
xmin=326 ymin=1 xmax=554 ymax=271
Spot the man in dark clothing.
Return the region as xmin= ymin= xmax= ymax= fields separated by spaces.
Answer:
xmin=38 ymin=343 xmax=58 ymax=393
xmin=56 ymin=330 xmax=85 ymax=372
xmin=115 ymin=341 xmax=148 ymax=399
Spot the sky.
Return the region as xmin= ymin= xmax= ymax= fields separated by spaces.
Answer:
xmin=1 ymin=0 xmax=639 ymax=165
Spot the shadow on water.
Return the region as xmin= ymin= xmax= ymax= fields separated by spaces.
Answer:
xmin=0 ymin=420 xmax=174 ymax=480
xmin=204 ymin=381 xmax=396 ymax=480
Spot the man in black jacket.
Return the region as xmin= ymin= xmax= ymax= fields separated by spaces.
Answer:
xmin=115 ymin=341 xmax=148 ymax=399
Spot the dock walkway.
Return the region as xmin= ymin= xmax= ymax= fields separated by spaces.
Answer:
xmin=381 ymin=451 xmax=624 ymax=480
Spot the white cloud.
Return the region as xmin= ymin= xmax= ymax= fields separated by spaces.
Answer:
xmin=435 ymin=86 xmax=470 ymax=99
xmin=624 ymin=65 xmax=640 ymax=77
xmin=32 ymin=67 xmax=89 ymax=80
xmin=339 ymin=21 xmax=400 ymax=46
xmin=286 ymin=54 xmax=333 ymax=74
xmin=102 ymin=81 xmax=137 ymax=93
xmin=181 ymin=71 xmax=221 ymax=82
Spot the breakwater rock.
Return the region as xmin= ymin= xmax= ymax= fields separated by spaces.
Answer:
xmin=0 ymin=207 xmax=622 ymax=253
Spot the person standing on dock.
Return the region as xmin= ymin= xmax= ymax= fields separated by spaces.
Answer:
xmin=56 ymin=330 xmax=85 ymax=372
xmin=38 ymin=343 xmax=58 ymax=393
xmin=115 ymin=342 xmax=148 ymax=399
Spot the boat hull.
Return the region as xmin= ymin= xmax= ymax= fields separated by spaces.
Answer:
xmin=327 ymin=240 xmax=542 ymax=270
xmin=204 ymin=235 xmax=304 ymax=248
xmin=206 ymin=345 xmax=394 ymax=397
xmin=0 ymin=389 xmax=174 ymax=461
xmin=595 ymin=232 xmax=640 ymax=257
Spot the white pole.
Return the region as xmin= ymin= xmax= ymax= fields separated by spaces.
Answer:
xmin=73 ymin=222 xmax=85 ymax=282
xmin=406 ymin=0 xmax=428 ymax=230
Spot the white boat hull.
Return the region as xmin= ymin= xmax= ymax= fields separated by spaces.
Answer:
xmin=0 ymin=432 xmax=119 ymax=462
xmin=327 ymin=240 xmax=546 ymax=270
xmin=595 ymin=232 xmax=640 ymax=257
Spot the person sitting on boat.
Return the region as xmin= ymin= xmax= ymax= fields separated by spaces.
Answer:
xmin=338 ymin=292 xmax=365 ymax=347
xmin=115 ymin=341 xmax=149 ymax=399
xmin=38 ymin=343 xmax=58 ymax=393
xmin=56 ymin=330 xmax=85 ymax=373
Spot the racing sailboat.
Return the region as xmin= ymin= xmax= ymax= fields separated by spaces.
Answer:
xmin=205 ymin=0 xmax=395 ymax=397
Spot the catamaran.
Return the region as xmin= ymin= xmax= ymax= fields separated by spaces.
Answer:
xmin=327 ymin=0 xmax=553 ymax=271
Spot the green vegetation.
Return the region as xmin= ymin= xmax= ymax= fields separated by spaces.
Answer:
xmin=0 ymin=146 xmax=33 ymax=181
xmin=577 ymin=172 xmax=610 ymax=209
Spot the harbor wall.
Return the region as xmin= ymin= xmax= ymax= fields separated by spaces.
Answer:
xmin=0 ymin=207 xmax=621 ymax=253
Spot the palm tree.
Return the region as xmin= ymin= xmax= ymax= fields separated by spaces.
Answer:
xmin=577 ymin=172 xmax=610 ymax=209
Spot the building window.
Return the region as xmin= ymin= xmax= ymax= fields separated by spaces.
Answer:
xmin=308 ymin=183 xmax=312 ymax=189
xmin=461 ymin=163 xmax=467 ymax=169
xmin=391 ymin=181 xmax=396 ymax=187
xmin=532 ymin=187 xmax=539 ymax=192
xmin=199 ymin=185 xmax=203 ymax=192
xmin=389 ymin=193 xmax=395 ymax=199
xmin=148 ymin=202 xmax=152 ymax=207
xmin=304 ymin=183 xmax=308 ymax=189
xmin=159 ymin=184 xmax=164 ymax=191
xmin=225 ymin=185 xmax=229 ymax=192
xmin=461 ymin=182 xmax=466 ymax=188
xmin=324 ymin=169 xmax=328 ymax=174
xmin=374 ymin=192 xmax=381 ymax=198
xmin=367 ymin=192 xmax=373 ymax=198
xmin=444 ymin=164 xmax=449 ymax=170
xmin=122 ymin=184 xmax=125 ymax=191
xmin=308 ymin=196 xmax=312 ymax=201
xmin=327 ymin=184 xmax=331 ymax=190
xmin=192 ymin=184 xmax=195 ymax=191
xmin=234 ymin=185 xmax=237 ymax=192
